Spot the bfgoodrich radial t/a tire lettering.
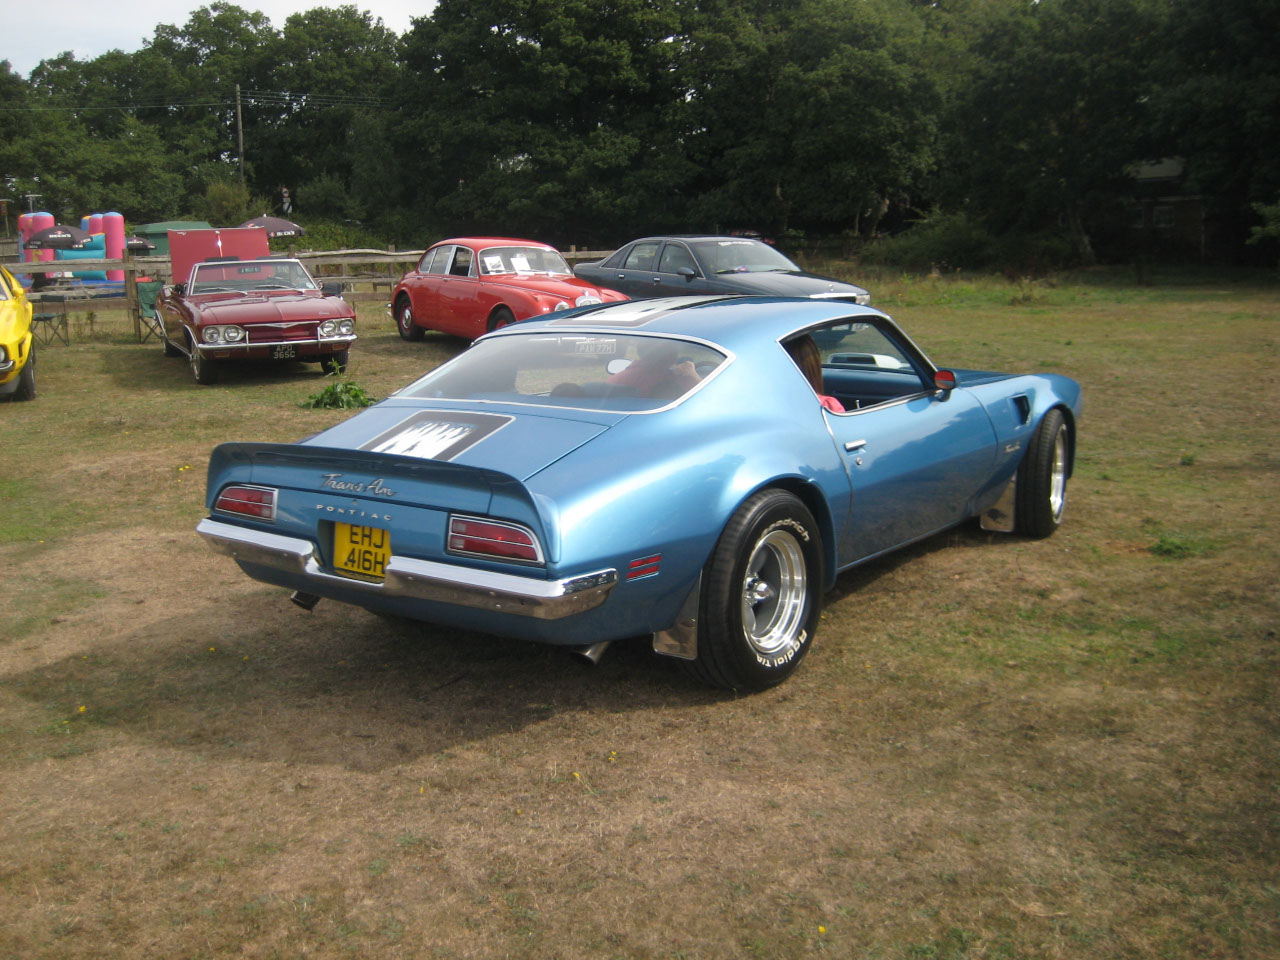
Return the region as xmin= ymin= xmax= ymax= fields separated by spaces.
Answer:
xmin=687 ymin=489 xmax=824 ymax=691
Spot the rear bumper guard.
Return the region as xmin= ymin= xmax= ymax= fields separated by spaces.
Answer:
xmin=197 ymin=518 xmax=617 ymax=620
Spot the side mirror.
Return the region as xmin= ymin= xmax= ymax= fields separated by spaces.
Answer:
xmin=933 ymin=369 xmax=957 ymax=392
xmin=172 ymin=283 xmax=185 ymax=297
xmin=321 ymin=281 xmax=343 ymax=297
xmin=677 ymin=267 xmax=696 ymax=281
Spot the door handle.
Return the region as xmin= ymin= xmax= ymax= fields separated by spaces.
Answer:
xmin=844 ymin=439 xmax=867 ymax=452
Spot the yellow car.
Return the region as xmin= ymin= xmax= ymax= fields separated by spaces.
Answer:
xmin=0 ymin=265 xmax=36 ymax=401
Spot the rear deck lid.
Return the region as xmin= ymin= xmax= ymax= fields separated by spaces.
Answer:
xmin=301 ymin=401 xmax=618 ymax=481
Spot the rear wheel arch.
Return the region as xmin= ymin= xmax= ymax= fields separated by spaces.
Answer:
xmin=760 ymin=477 xmax=838 ymax=590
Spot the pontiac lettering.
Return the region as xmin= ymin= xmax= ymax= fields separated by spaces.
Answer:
xmin=320 ymin=474 xmax=396 ymax=497
xmin=315 ymin=504 xmax=392 ymax=521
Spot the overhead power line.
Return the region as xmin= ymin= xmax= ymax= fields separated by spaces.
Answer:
xmin=0 ymin=89 xmax=394 ymax=113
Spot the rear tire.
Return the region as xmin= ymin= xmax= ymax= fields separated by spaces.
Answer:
xmin=396 ymin=297 xmax=424 ymax=341
xmin=1016 ymin=409 xmax=1069 ymax=538
xmin=686 ymin=489 xmax=823 ymax=691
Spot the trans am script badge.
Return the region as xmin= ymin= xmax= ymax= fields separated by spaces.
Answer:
xmin=359 ymin=411 xmax=512 ymax=461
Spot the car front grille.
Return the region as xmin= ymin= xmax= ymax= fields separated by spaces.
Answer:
xmin=245 ymin=321 xmax=318 ymax=343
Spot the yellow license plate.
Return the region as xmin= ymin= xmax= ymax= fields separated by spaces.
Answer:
xmin=333 ymin=523 xmax=391 ymax=581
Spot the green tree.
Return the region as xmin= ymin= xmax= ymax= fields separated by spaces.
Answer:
xmin=938 ymin=0 xmax=1166 ymax=264
xmin=397 ymin=0 xmax=690 ymax=243
xmin=681 ymin=0 xmax=939 ymax=237
xmin=250 ymin=6 xmax=403 ymax=221
xmin=1146 ymin=0 xmax=1280 ymax=259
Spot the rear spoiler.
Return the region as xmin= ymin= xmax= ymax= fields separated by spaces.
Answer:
xmin=206 ymin=442 xmax=541 ymax=535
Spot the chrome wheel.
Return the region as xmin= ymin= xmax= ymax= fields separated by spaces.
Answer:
xmin=1049 ymin=425 xmax=1067 ymax=521
xmin=1016 ymin=408 xmax=1069 ymax=538
xmin=740 ymin=528 xmax=808 ymax=658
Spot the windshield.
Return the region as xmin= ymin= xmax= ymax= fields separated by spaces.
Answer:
xmin=399 ymin=333 xmax=728 ymax=412
xmin=189 ymin=259 xmax=318 ymax=294
xmin=690 ymin=239 xmax=800 ymax=275
xmin=477 ymin=246 xmax=572 ymax=277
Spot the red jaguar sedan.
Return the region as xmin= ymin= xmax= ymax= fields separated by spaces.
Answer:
xmin=391 ymin=237 xmax=627 ymax=342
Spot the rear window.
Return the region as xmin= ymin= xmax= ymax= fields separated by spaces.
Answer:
xmin=400 ymin=333 xmax=727 ymax=412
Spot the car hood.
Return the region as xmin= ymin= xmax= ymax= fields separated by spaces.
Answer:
xmin=191 ymin=291 xmax=352 ymax=325
xmin=720 ymin=271 xmax=868 ymax=298
xmin=488 ymin=275 xmax=620 ymax=302
xmin=303 ymin=400 xmax=623 ymax=482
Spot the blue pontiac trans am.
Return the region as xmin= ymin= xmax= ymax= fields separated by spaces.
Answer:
xmin=198 ymin=295 xmax=1082 ymax=690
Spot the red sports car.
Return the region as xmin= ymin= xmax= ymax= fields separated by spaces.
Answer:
xmin=391 ymin=238 xmax=627 ymax=341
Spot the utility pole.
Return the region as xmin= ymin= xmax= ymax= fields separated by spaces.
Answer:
xmin=235 ymin=84 xmax=245 ymax=186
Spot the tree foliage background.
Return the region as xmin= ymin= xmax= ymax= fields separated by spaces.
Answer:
xmin=1 ymin=0 xmax=1277 ymax=268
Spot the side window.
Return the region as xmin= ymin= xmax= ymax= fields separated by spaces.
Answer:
xmin=0 ymin=271 xmax=11 ymax=300
xmin=808 ymin=321 xmax=928 ymax=410
xmin=622 ymin=241 xmax=660 ymax=271
xmin=450 ymin=247 xmax=474 ymax=277
xmin=426 ymin=247 xmax=452 ymax=275
xmin=658 ymin=242 xmax=698 ymax=275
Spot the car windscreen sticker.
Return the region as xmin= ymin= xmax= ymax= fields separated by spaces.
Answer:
xmin=509 ymin=254 xmax=531 ymax=271
xmin=360 ymin=411 xmax=512 ymax=461
xmin=483 ymin=255 xmax=505 ymax=273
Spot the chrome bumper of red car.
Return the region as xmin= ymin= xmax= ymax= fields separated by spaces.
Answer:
xmin=195 ymin=335 xmax=356 ymax=353
xmin=197 ymin=518 xmax=618 ymax=619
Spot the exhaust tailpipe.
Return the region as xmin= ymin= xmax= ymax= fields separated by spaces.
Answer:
xmin=290 ymin=591 xmax=321 ymax=611
xmin=570 ymin=641 xmax=611 ymax=666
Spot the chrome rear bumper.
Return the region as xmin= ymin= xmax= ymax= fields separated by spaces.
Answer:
xmin=196 ymin=518 xmax=617 ymax=620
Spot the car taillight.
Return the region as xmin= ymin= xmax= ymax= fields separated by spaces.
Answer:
xmin=214 ymin=484 xmax=277 ymax=521
xmin=448 ymin=516 xmax=542 ymax=564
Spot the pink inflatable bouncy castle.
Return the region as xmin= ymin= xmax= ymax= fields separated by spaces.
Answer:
xmin=16 ymin=210 xmax=129 ymax=285
xmin=84 ymin=212 xmax=126 ymax=282
xmin=19 ymin=211 xmax=56 ymax=263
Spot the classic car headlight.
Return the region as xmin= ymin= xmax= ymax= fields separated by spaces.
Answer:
xmin=338 ymin=319 xmax=355 ymax=335
xmin=319 ymin=319 xmax=337 ymax=336
xmin=551 ymin=301 xmax=571 ymax=311
xmin=856 ymin=293 xmax=872 ymax=306
xmin=575 ymin=295 xmax=602 ymax=307
xmin=0 ymin=346 xmax=7 ymax=363
xmin=202 ymin=326 xmax=244 ymax=344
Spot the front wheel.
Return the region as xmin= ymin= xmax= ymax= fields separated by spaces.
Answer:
xmin=188 ymin=334 xmax=218 ymax=385
xmin=686 ymin=489 xmax=824 ymax=691
xmin=13 ymin=347 xmax=36 ymax=401
xmin=326 ymin=349 xmax=349 ymax=374
xmin=1016 ymin=409 xmax=1069 ymax=538
xmin=396 ymin=297 xmax=424 ymax=341
xmin=487 ymin=306 xmax=515 ymax=334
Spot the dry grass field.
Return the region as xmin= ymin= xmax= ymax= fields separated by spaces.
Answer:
xmin=1 ymin=270 xmax=1276 ymax=959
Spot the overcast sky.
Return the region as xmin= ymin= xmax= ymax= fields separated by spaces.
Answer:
xmin=3 ymin=1 xmax=433 ymax=77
